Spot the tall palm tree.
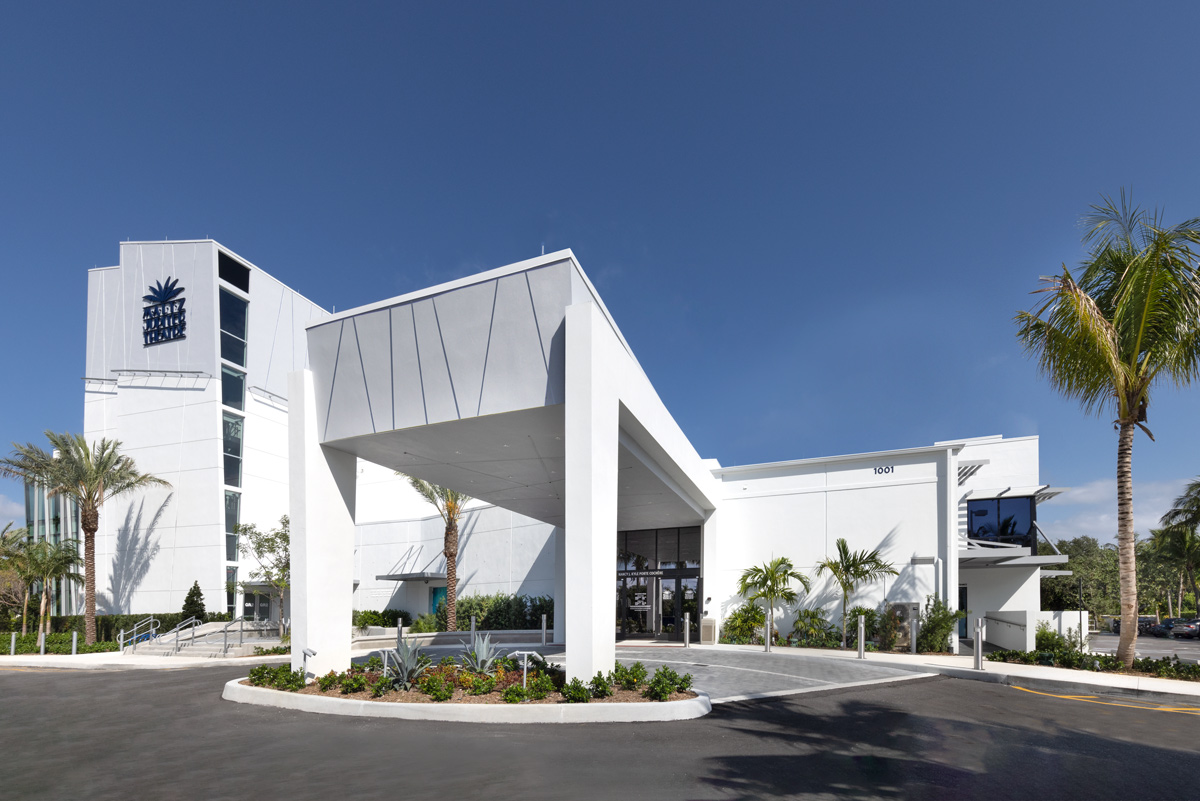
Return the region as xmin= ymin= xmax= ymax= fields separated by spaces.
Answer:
xmin=400 ymin=474 xmax=471 ymax=632
xmin=27 ymin=539 xmax=84 ymax=636
xmin=815 ymin=538 xmax=898 ymax=648
xmin=1015 ymin=191 xmax=1200 ymax=666
xmin=736 ymin=557 xmax=811 ymax=653
xmin=0 ymin=433 xmax=170 ymax=644
xmin=0 ymin=524 xmax=36 ymax=635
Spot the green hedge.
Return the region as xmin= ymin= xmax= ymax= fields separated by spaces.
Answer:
xmin=1 ymin=611 xmax=233 ymax=642
xmin=0 ymin=633 xmax=120 ymax=655
xmin=434 ymin=592 xmax=553 ymax=631
xmin=352 ymin=609 xmax=412 ymax=628
xmin=987 ymin=648 xmax=1200 ymax=680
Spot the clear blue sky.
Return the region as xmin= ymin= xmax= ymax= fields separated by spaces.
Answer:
xmin=2 ymin=2 xmax=1198 ymax=542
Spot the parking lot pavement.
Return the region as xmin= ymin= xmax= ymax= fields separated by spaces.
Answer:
xmin=1090 ymin=632 xmax=1200 ymax=662
xmin=614 ymin=644 xmax=927 ymax=701
xmin=3 ymin=665 xmax=1199 ymax=800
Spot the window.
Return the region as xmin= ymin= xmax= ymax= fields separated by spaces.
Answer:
xmin=225 ymin=491 xmax=240 ymax=562
xmin=222 ymin=366 xmax=245 ymax=410
xmin=226 ymin=567 xmax=238 ymax=616
xmin=219 ymin=289 xmax=248 ymax=366
xmin=223 ymin=413 xmax=243 ymax=487
xmin=967 ymin=496 xmax=1037 ymax=553
xmin=218 ymin=252 xmax=251 ymax=292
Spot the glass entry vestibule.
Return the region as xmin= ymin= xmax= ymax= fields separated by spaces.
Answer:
xmin=616 ymin=526 xmax=701 ymax=642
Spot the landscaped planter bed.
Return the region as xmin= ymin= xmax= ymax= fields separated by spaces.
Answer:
xmin=239 ymin=673 xmax=697 ymax=705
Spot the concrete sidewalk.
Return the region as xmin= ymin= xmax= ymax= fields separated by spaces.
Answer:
xmin=695 ymin=643 xmax=1200 ymax=706
xmin=0 ymin=651 xmax=294 ymax=670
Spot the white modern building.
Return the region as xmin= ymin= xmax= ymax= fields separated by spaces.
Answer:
xmin=62 ymin=240 xmax=1067 ymax=679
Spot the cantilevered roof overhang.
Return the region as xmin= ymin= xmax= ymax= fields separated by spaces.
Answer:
xmin=304 ymin=249 xmax=718 ymax=531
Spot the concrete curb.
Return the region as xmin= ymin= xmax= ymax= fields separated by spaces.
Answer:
xmin=221 ymin=678 xmax=712 ymax=723
xmin=0 ymin=653 xmax=292 ymax=670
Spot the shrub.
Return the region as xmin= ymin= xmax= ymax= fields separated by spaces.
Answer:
xmin=317 ymin=671 xmax=340 ymax=692
xmin=248 ymin=664 xmax=304 ymax=691
xmin=420 ymin=673 xmax=453 ymax=701
xmin=610 ymin=661 xmax=647 ymax=690
xmin=723 ymin=603 xmax=765 ymax=642
xmin=791 ymin=608 xmax=836 ymax=646
xmin=561 ymin=678 xmax=590 ymax=703
xmin=433 ymin=592 xmax=555 ymax=632
xmin=527 ymin=674 xmax=555 ymax=700
xmin=352 ymin=609 xmax=412 ymax=629
xmin=644 ymin=667 xmax=679 ymax=701
xmin=1035 ymin=621 xmax=1084 ymax=653
xmin=248 ymin=664 xmax=275 ymax=687
xmin=408 ymin=613 xmax=438 ymax=633
xmin=0 ymin=633 xmax=120 ymax=655
xmin=438 ymin=655 xmax=457 ymax=667
xmin=845 ymin=606 xmax=879 ymax=642
xmin=502 ymin=684 xmax=526 ymax=703
xmin=365 ymin=655 xmax=383 ymax=672
xmin=877 ymin=603 xmax=903 ymax=651
xmin=340 ymin=673 xmax=368 ymax=694
xmin=468 ymin=674 xmax=497 ymax=695
xmin=589 ymin=671 xmax=613 ymax=698
xmin=253 ymin=645 xmax=289 ymax=656
xmin=369 ymin=675 xmax=392 ymax=698
xmin=916 ymin=595 xmax=966 ymax=653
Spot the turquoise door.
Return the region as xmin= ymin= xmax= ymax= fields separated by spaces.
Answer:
xmin=430 ymin=586 xmax=447 ymax=617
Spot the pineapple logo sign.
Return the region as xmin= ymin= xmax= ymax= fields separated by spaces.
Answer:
xmin=142 ymin=277 xmax=187 ymax=346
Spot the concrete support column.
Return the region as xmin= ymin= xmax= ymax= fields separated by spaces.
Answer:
xmin=289 ymin=369 xmax=357 ymax=677
xmin=941 ymin=446 xmax=961 ymax=654
xmin=553 ymin=526 xmax=566 ymax=644
xmin=564 ymin=303 xmax=619 ymax=681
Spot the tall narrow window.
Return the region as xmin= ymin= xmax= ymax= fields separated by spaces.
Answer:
xmin=222 ymin=366 xmax=245 ymax=410
xmin=223 ymin=413 xmax=243 ymax=488
xmin=219 ymin=289 xmax=248 ymax=366
xmin=226 ymin=567 xmax=238 ymax=616
xmin=225 ymin=491 xmax=240 ymax=561
xmin=218 ymin=251 xmax=251 ymax=292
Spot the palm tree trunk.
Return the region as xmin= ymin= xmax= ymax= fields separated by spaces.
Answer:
xmin=764 ymin=598 xmax=771 ymax=653
xmin=38 ymin=582 xmax=48 ymax=638
xmin=82 ymin=508 xmax=98 ymax=645
xmin=21 ymin=586 xmax=29 ymax=635
xmin=841 ymin=590 xmax=848 ymax=649
xmin=1115 ymin=420 xmax=1138 ymax=667
xmin=444 ymin=520 xmax=458 ymax=633
xmin=1178 ymin=572 xmax=1185 ymax=619
xmin=1188 ymin=568 xmax=1199 ymax=618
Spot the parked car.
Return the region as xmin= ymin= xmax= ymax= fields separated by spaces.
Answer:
xmin=1112 ymin=616 xmax=1157 ymax=635
xmin=1169 ymin=619 xmax=1200 ymax=639
xmin=1149 ymin=618 xmax=1186 ymax=638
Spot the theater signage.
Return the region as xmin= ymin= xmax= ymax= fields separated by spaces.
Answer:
xmin=142 ymin=277 xmax=187 ymax=346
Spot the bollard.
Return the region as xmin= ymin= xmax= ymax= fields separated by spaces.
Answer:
xmin=974 ymin=618 xmax=984 ymax=670
xmin=541 ymin=614 xmax=547 ymax=647
xmin=10 ymin=632 xmax=15 ymax=655
xmin=39 ymin=632 xmax=45 ymax=655
xmin=857 ymin=614 xmax=865 ymax=659
xmin=470 ymin=615 xmax=476 ymax=640
xmin=910 ymin=618 xmax=918 ymax=654
xmin=72 ymin=631 xmax=78 ymax=656
xmin=119 ymin=629 xmax=125 ymax=653
xmin=397 ymin=622 xmax=403 ymax=651
xmin=684 ymin=613 xmax=691 ymax=648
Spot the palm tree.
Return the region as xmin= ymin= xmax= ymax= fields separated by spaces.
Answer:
xmin=815 ymin=538 xmax=898 ymax=648
xmin=736 ymin=557 xmax=811 ymax=653
xmin=1015 ymin=191 xmax=1200 ymax=666
xmin=0 ymin=524 xmax=36 ymax=635
xmin=1153 ymin=480 xmax=1200 ymax=618
xmin=27 ymin=539 xmax=84 ymax=636
xmin=400 ymin=475 xmax=471 ymax=632
xmin=0 ymin=433 xmax=170 ymax=644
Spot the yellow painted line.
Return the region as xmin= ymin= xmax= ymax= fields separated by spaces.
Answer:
xmin=1012 ymin=685 xmax=1200 ymax=715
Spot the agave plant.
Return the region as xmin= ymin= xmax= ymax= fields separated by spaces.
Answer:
xmin=143 ymin=277 xmax=185 ymax=304
xmin=459 ymin=632 xmax=501 ymax=675
xmin=386 ymin=639 xmax=431 ymax=691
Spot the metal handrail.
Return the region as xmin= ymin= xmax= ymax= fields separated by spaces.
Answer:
xmin=222 ymin=616 xmax=248 ymax=655
xmin=120 ymin=616 xmax=161 ymax=653
xmin=982 ymin=615 xmax=1026 ymax=630
xmin=160 ymin=616 xmax=203 ymax=653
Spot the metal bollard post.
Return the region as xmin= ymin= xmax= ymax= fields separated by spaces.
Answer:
xmin=974 ymin=618 xmax=984 ymax=670
xmin=224 ymin=629 xmax=228 ymax=655
xmin=541 ymin=614 xmax=547 ymax=647
xmin=72 ymin=631 xmax=78 ymax=656
xmin=398 ymin=622 xmax=403 ymax=650
xmin=910 ymin=618 xmax=918 ymax=654
xmin=684 ymin=613 xmax=690 ymax=648
xmin=39 ymin=632 xmax=45 ymax=655
xmin=857 ymin=615 xmax=865 ymax=659
xmin=119 ymin=629 xmax=125 ymax=653
xmin=470 ymin=615 xmax=476 ymax=639
xmin=10 ymin=632 xmax=15 ymax=655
